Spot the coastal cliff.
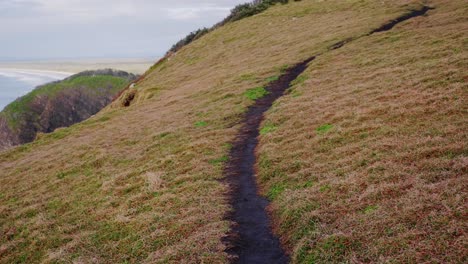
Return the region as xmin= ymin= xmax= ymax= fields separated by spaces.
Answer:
xmin=0 ymin=69 xmax=136 ymax=150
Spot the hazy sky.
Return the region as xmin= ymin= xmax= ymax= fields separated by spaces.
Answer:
xmin=0 ymin=0 xmax=247 ymax=60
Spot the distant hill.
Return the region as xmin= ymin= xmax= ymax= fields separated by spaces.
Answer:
xmin=0 ymin=69 xmax=136 ymax=150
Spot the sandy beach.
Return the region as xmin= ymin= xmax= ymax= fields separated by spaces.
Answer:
xmin=0 ymin=58 xmax=155 ymax=75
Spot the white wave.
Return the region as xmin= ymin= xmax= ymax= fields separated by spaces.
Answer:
xmin=0 ymin=68 xmax=73 ymax=87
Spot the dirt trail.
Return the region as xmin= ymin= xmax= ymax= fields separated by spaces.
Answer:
xmin=224 ymin=56 xmax=315 ymax=263
xmin=224 ymin=5 xmax=432 ymax=264
xmin=370 ymin=6 xmax=433 ymax=34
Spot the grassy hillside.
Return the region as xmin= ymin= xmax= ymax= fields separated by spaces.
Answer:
xmin=0 ymin=70 xmax=135 ymax=150
xmin=257 ymin=2 xmax=467 ymax=262
xmin=0 ymin=0 xmax=466 ymax=263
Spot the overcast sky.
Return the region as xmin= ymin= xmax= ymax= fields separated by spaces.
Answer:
xmin=0 ymin=0 xmax=247 ymax=61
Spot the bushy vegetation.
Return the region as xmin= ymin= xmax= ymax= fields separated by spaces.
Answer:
xmin=168 ymin=28 xmax=210 ymax=55
xmin=219 ymin=0 xmax=288 ymax=24
xmin=167 ymin=0 xmax=289 ymax=54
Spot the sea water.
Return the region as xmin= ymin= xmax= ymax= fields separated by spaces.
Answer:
xmin=0 ymin=69 xmax=73 ymax=111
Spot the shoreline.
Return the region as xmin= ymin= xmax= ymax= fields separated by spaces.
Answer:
xmin=0 ymin=58 xmax=155 ymax=75
xmin=0 ymin=69 xmax=74 ymax=111
xmin=0 ymin=68 xmax=74 ymax=81
xmin=0 ymin=68 xmax=74 ymax=75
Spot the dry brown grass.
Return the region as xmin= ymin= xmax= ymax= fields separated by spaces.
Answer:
xmin=257 ymin=0 xmax=467 ymax=262
xmin=0 ymin=0 xmax=465 ymax=263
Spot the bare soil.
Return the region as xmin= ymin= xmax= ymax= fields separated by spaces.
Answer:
xmin=224 ymin=57 xmax=315 ymax=263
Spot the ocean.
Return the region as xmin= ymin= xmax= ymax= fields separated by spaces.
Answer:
xmin=0 ymin=69 xmax=73 ymax=111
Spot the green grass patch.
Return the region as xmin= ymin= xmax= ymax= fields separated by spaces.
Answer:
xmin=319 ymin=184 xmax=331 ymax=192
xmin=296 ymin=234 xmax=351 ymax=262
xmin=291 ymin=75 xmax=308 ymax=86
xmin=278 ymin=64 xmax=289 ymax=73
xmin=96 ymin=116 xmax=111 ymax=122
xmin=48 ymin=128 xmax=71 ymax=140
xmin=316 ymin=124 xmax=334 ymax=134
xmin=223 ymin=143 xmax=233 ymax=151
xmin=296 ymin=243 xmax=316 ymax=263
xmin=8 ymin=197 xmax=18 ymax=204
xmin=56 ymin=172 xmax=66 ymax=179
xmin=194 ymin=121 xmax=208 ymax=127
xmin=299 ymin=181 xmax=314 ymax=188
xmin=363 ymin=205 xmax=379 ymax=214
xmin=266 ymin=76 xmax=279 ymax=82
xmin=244 ymin=87 xmax=268 ymax=100
xmin=23 ymin=209 xmax=38 ymax=218
xmin=316 ymin=235 xmax=350 ymax=260
xmin=209 ymin=156 xmax=229 ymax=165
xmin=152 ymin=192 xmax=162 ymax=197
xmin=260 ymin=123 xmax=278 ymax=135
xmin=47 ymin=199 xmax=63 ymax=210
xmin=288 ymin=88 xmax=302 ymax=97
xmin=158 ymin=132 xmax=171 ymax=138
xmin=267 ymin=183 xmax=286 ymax=200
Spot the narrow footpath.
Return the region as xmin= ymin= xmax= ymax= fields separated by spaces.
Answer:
xmin=224 ymin=5 xmax=432 ymax=263
xmin=224 ymin=57 xmax=315 ymax=264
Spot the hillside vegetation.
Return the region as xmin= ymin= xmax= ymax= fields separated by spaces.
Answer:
xmin=168 ymin=0 xmax=288 ymax=54
xmin=0 ymin=69 xmax=136 ymax=150
xmin=0 ymin=0 xmax=466 ymax=263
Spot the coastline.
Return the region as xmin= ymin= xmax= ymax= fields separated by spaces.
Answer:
xmin=0 ymin=68 xmax=73 ymax=83
xmin=0 ymin=58 xmax=155 ymax=110
xmin=0 ymin=69 xmax=74 ymax=111
xmin=0 ymin=58 xmax=155 ymax=75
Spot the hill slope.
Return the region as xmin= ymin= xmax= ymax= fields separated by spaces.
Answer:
xmin=0 ymin=69 xmax=136 ymax=150
xmin=0 ymin=0 xmax=466 ymax=263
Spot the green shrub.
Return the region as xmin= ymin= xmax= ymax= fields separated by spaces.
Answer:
xmin=168 ymin=28 xmax=210 ymax=54
xmin=221 ymin=0 xmax=289 ymax=24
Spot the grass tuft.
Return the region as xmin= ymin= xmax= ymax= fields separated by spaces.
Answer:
xmin=316 ymin=124 xmax=334 ymax=134
xmin=268 ymin=184 xmax=286 ymax=200
xmin=244 ymin=87 xmax=269 ymax=100
xmin=260 ymin=123 xmax=278 ymax=135
xmin=194 ymin=121 xmax=208 ymax=127
xmin=363 ymin=205 xmax=379 ymax=214
xmin=266 ymin=76 xmax=280 ymax=82
xmin=291 ymin=75 xmax=308 ymax=87
xmin=209 ymin=156 xmax=229 ymax=165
